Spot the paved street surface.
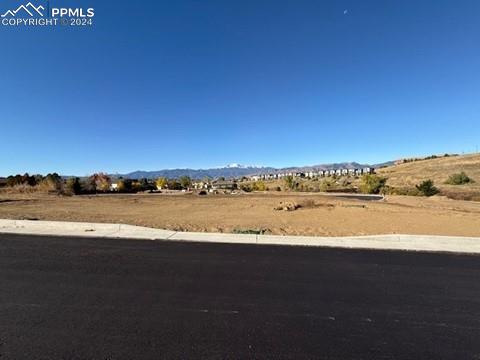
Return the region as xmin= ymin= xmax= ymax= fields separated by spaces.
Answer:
xmin=1 ymin=234 xmax=480 ymax=359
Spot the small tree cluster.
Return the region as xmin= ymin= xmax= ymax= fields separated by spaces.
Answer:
xmin=89 ymin=173 xmax=111 ymax=193
xmin=167 ymin=179 xmax=182 ymax=190
xmin=154 ymin=176 xmax=192 ymax=190
xmin=359 ymin=174 xmax=387 ymax=194
xmin=252 ymin=181 xmax=266 ymax=191
xmin=284 ymin=175 xmax=297 ymax=191
xmin=5 ymin=173 xmax=62 ymax=188
xmin=65 ymin=177 xmax=82 ymax=195
xmin=179 ymin=176 xmax=192 ymax=189
xmin=6 ymin=173 xmax=38 ymax=187
xmin=5 ymin=173 xmax=64 ymax=193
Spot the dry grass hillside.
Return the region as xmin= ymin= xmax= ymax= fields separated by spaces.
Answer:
xmin=378 ymin=153 xmax=480 ymax=200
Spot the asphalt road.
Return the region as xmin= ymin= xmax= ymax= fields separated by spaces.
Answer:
xmin=1 ymin=234 xmax=480 ymax=359
xmin=330 ymin=194 xmax=384 ymax=201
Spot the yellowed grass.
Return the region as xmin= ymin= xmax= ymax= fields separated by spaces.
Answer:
xmin=378 ymin=153 xmax=480 ymax=187
xmin=377 ymin=154 xmax=480 ymax=200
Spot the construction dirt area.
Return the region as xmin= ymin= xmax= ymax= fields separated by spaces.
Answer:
xmin=0 ymin=192 xmax=479 ymax=237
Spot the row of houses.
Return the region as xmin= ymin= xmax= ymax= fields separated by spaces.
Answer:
xmin=193 ymin=180 xmax=238 ymax=191
xmin=190 ymin=167 xmax=376 ymax=190
xmin=248 ymin=167 xmax=374 ymax=181
xmin=190 ymin=167 xmax=376 ymax=191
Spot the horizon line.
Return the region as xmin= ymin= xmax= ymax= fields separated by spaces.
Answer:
xmin=1 ymin=151 xmax=477 ymax=178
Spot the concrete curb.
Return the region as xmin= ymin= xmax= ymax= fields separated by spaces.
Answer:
xmin=0 ymin=219 xmax=176 ymax=240
xmin=0 ymin=219 xmax=479 ymax=254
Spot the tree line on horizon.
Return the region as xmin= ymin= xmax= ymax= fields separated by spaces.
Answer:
xmin=1 ymin=170 xmax=474 ymax=199
xmin=0 ymin=172 xmax=195 ymax=195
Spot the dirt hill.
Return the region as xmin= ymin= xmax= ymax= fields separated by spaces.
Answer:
xmin=377 ymin=153 xmax=480 ymax=200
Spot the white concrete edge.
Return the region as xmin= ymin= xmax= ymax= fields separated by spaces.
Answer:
xmin=0 ymin=219 xmax=479 ymax=254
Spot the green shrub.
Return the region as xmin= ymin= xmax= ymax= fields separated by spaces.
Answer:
xmin=359 ymin=174 xmax=387 ymax=194
xmin=445 ymin=172 xmax=474 ymax=185
xmin=416 ymin=180 xmax=439 ymax=196
xmin=167 ymin=180 xmax=182 ymax=190
xmin=240 ymin=184 xmax=252 ymax=192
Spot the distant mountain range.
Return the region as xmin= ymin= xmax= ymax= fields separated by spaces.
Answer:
xmin=118 ymin=161 xmax=394 ymax=180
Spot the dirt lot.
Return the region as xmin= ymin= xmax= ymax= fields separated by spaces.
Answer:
xmin=1 ymin=192 xmax=479 ymax=237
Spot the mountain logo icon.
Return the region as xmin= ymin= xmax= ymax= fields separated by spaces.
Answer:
xmin=1 ymin=2 xmax=45 ymax=17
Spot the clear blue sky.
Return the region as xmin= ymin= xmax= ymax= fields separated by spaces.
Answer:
xmin=1 ymin=0 xmax=479 ymax=176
